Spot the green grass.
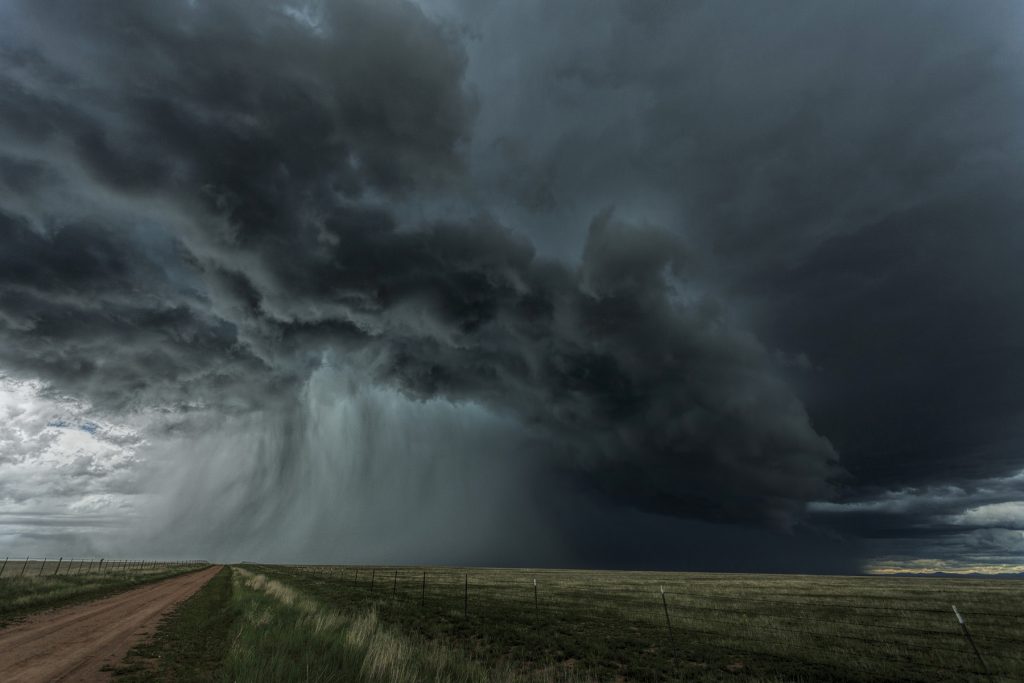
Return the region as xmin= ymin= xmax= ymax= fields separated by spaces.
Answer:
xmin=10 ymin=561 xmax=1020 ymax=682
xmin=217 ymin=567 xmax=577 ymax=683
xmin=243 ymin=565 xmax=1024 ymax=683
xmin=0 ymin=562 xmax=209 ymax=627
xmin=113 ymin=565 xmax=550 ymax=683
xmin=115 ymin=566 xmax=237 ymax=681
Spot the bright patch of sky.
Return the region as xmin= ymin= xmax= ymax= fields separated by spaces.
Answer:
xmin=0 ymin=376 xmax=146 ymax=555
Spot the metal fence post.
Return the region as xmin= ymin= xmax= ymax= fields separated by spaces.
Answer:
xmin=661 ymin=586 xmax=672 ymax=635
xmin=952 ymin=605 xmax=992 ymax=681
xmin=0 ymin=556 xmax=7 ymax=578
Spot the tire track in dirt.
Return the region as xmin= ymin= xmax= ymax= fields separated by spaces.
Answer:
xmin=0 ymin=565 xmax=222 ymax=682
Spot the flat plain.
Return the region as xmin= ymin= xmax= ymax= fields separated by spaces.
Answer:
xmin=220 ymin=564 xmax=1024 ymax=682
xmin=4 ymin=562 xmax=1022 ymax=681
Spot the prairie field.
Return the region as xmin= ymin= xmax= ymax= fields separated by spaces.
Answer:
xmin=155 ymin=564 xmax=1023 ymax=682
xmin=6 ymin=561 xmax=1021 ymax=681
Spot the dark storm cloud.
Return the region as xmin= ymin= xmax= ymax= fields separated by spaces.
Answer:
xmin=3 ymin=0 xmax=1022 ymax=568
xmin=0 ymin=213 xmax=268 ymax=409
xmin=439 ymin=0 xmax=1024 ymax=566
xmin=0 ymin=0 xmax=840 ymax=533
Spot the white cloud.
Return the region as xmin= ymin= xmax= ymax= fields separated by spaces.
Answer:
xmin=0 ymin=376 xmax=147 ymax=555
xmin=807 ymin=485 xmax=967 ymax=515
xmin=953 ymin=501 xmax=1024 ymax=528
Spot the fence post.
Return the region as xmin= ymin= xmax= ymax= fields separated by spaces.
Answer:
xmin=660 ymin=586 xmax=672 ymax=635
xmin=464 ymin=573 xmax=468 ymax=617
xmin=393 ymin=570 xmax=398 ymax=597
xmin=20 ymin=556 xmax=29 ymax=577
xmin=370 ymin=568 xmax=375 ymax=593
xmin=421 ymin=571 xmax=426 ymax=606
xmin=38 ymin=558 xmax=46 ymax=577
xmin=0 ymin=556 xmax=7 ymax=578
xmin=354 ymin=568 xmax=358 ymax=587
xmin=534 ymin=578 xmax=538 ymax=612
xmin=98 ymin=558 xmax=104 ymax=573
xmin=952 ymin=605 xmax=992 ymax=680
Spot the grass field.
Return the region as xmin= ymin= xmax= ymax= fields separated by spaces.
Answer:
xmin=238 ymin=564 xmax=1024 ymax=682
xmin=10 ymin=561 xmax=1023 ymax=681
xmin=0 ymin=561 xmax=208 ymax=627
xmin=114 ymin=566 xmax=559 ymax=682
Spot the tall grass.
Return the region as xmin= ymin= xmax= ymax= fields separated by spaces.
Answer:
xmin=223 ymin=568 xmax=588 ymax=683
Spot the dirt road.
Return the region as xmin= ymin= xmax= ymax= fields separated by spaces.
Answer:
xmin=0 ymin=565 xmax=221 ymax=682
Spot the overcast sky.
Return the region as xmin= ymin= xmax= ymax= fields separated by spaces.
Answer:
xmin=1 ymin=0 xmax=1022 ymax=574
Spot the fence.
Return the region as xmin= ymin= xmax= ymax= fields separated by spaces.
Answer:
xmin=277 ymin=565 xmax=1023 ymax=682
xmin=0 ymin=557 xmax=206 ymax=579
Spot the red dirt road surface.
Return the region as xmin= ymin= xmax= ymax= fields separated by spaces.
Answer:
xmin=0 ymin=565 xmax=221 ymax=682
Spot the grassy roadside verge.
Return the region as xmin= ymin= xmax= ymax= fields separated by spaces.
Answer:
xmin=218 ymin=567 xmax=584 ymax=682
xmin=0 ymin=565 xmax=209 ymax=628
xmin=115 ymin=566 xmax=237 ymax=681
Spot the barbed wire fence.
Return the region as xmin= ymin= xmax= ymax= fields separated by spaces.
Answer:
xmin=283 ymin=565 xmax=1023 ymax=682
xmin=0 ymin=557 xmax=207 ymax=579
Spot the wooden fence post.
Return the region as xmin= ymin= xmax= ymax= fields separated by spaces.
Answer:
xmin=0 ymin=556 xmax=7 ymax=578
xmin=393 ymin=570 xmax=398 ymax=597
xmin=660 ymin=586 xmax=672 ymax=635
xmin=952 ymin=605 xmax=992 ymax=680
xmin=38 ymin=558 xmax=46 ymax=577
xmin=20 ymin=556 xmax=29 ymax=577
xmin=464 ymin=573 xmax=468 ymax=617
xmin=534 ymin=578 xmax=538 ymax=612
xmin=421 ymin=571 xmax=426 ymax=606
xmin=370 ymin=568 xmax=375 ymax=593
